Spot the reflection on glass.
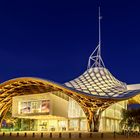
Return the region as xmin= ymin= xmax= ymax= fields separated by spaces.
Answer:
xmin=20 ymin=100 xmax=50 ymax=114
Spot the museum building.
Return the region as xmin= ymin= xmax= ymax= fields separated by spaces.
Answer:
xmin=0 ymin=44 xmax=139 ymax=132
xmin=0 ymin=8 xmax=140 ymax=132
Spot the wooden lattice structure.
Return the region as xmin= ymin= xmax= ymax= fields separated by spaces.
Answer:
xmin=0 ymin=67 xmax=140 ymax=132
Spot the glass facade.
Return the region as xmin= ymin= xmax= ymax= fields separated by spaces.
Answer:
xmin=68 ymin=98 xmax=85 ymax=118
xmin=12 ymin=93 xmax=87 ymax=132
xmin=99 ymin=101 xmax=127 ymax=132
xmin=38 ymin=120 xmax=59 ymax=131
xmin=12 ymin=92 xmax=126 ymax=132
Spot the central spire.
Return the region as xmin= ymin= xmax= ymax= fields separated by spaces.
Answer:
xmin=87 ymin=7 xmax=105 ymax=69
xmin=98 ymin=6 xmax=101 ymax=51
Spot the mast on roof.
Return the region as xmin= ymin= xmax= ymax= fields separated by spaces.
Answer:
xmin=87 ymin=7 xmax=105 ymax=69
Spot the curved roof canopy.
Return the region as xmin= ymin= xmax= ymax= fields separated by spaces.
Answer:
xmin=64 ymin=67 xmax=140 ymax=101
xmin=65 ymin=67 xmax=127 ymax=97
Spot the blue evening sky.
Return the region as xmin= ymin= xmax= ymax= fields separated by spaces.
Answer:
xmin=0 ymin=0 xmax=140 ymax=84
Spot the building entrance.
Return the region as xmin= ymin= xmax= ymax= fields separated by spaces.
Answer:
xmin=37 ymin=120 xmax=68 ymax=131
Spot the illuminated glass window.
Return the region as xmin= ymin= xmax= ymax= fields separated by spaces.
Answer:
xmin=68 ymin=98 xmax=86 ymax=118
xmin=80 ymin=119 xmax=87 ymax=131
xmin=69 ymin=120 xmax=78 ymax=130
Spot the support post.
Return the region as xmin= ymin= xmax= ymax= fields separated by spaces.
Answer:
xmin=93 ymin=109 xmax=102 ymax=132
xmin=87 ymin=110 xmax=93 ymax=132
xmin=87 ymin=109 xmax=102 ymax=132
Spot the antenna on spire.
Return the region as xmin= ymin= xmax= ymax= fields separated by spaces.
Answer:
xmin=99 ymin=6 xmax=101 ymax=47
xmin=87 ymin=7 xmax=105 ymax=69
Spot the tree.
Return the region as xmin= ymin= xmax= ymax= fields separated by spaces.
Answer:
xmin=120 ymin=108 xmax=140 ymax=132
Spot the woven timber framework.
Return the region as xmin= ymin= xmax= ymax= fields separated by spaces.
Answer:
xmin=0 ymin=68 xmax=140 ymax=132
xmin=0 ymin=77 xmax=116 ymax=132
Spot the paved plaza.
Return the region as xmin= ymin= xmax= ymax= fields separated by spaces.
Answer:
xmin=0 ymin=132 xmax=140 ymax=140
